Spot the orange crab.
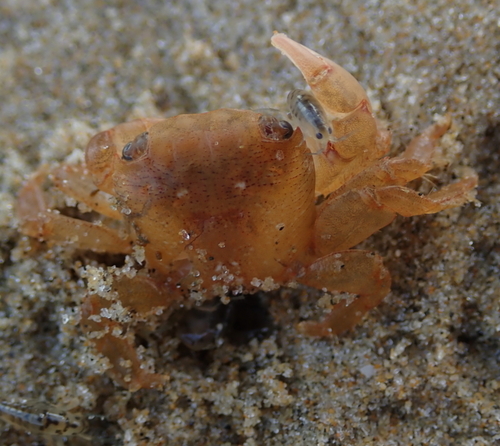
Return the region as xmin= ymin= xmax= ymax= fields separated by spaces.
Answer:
xmin=17 ymin=33 xmax=477 ymax=391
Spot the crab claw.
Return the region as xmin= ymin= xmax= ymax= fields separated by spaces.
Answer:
xmin=272 ymin=33 xmax=386 ymax=195
xmin=271 ymin=32 xmax=371 ymax=117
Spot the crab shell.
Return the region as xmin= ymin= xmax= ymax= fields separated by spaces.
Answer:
xmin=85 ymin=111 xmax=316 ymax=294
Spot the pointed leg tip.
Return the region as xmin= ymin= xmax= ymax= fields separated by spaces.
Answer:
xmin=428 ymin=114 xmax=453 ymax=138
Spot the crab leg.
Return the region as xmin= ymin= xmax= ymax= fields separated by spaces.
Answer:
xmin=328 ymin=117 xmax=455 ymax=198
xmin=298 ymin=250 xmax=391 ymax=337
xmin=313 ymin=175 xmax=477 ymax=254
xmin=52 ymin=164 xmax=124 ymax=220
xmin=312 ymin=117 xmax=478 ymax=253
xmin=80 ymin=274 xmax=178 ymax=391
xmin=17 ymin=169 xmax=132 ymax=254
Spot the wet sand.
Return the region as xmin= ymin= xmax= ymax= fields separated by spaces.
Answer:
xmin=1 ymin=1 xmax=499 ymax=445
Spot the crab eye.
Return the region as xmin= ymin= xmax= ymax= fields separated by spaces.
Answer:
xmin=279 ymin=120 xmax=294 ymax=139
xmin=287 ymin=89 xmax=332 ymax=140
xmin=258 ymin=115 xmax=294 ymax=141
xmin=122 ymin=132 xmax=149 ymax=161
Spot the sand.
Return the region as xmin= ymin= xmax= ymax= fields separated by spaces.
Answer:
xmin=1 ymin=0 xmax=499 ymax=445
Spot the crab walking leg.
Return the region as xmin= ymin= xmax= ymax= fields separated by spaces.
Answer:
xmin=314 ymin=189 xmax=397 ymax=254
xmin=17 ymin=170 xmax=132 ymax=254
xmin=397 ymin=115 xmax=452 ymax=164
xmin=329 ymin=117 xmax=455 ymax=198
xmin=81 ymin=275 xmax=176 ymax=391
xmin=374 ymin=176 xmax=478 ymax=217
xmin=52 ymin=164 xmax=124 ymax=220
xmin=298 ymin=250 xmax=391 ymax=337
xmin=314 ymin=175 xmax=478 ymax=254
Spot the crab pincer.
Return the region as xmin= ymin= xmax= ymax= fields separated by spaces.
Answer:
xmin=271 ymin=32 xmax=389 ymax=195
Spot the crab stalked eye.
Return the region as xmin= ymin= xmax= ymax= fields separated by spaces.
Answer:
xmin=122 ymin=131 xmax=149 ymax=161
xmin=279 ymin=120 xmax=294 ymax=139
xmin=287 ymin=89 xmax=332 ymax=141
xmin=258 ymin=115 xmax=294 ymax=141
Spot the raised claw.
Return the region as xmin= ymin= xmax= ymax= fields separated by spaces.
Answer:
xmin=271 ymin=32 xmax=371 ymax=117
xmin=272 ymin=33 xmax=386 ymax=196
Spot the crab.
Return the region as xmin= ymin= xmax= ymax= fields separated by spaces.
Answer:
xmin=17 ymin=33 xmax=477 ymax=391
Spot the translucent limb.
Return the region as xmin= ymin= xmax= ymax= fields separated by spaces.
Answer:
xmin=298 ymin=250 xmax=391 ymax=337
xmin=80 ymin=275 xmax=179 ymax=391
xmin=17 ymin=168 xmax=132 ymax=254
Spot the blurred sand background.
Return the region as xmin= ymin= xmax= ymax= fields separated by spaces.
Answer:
xmin=0 ymin=0 xmax=499 ymax=445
